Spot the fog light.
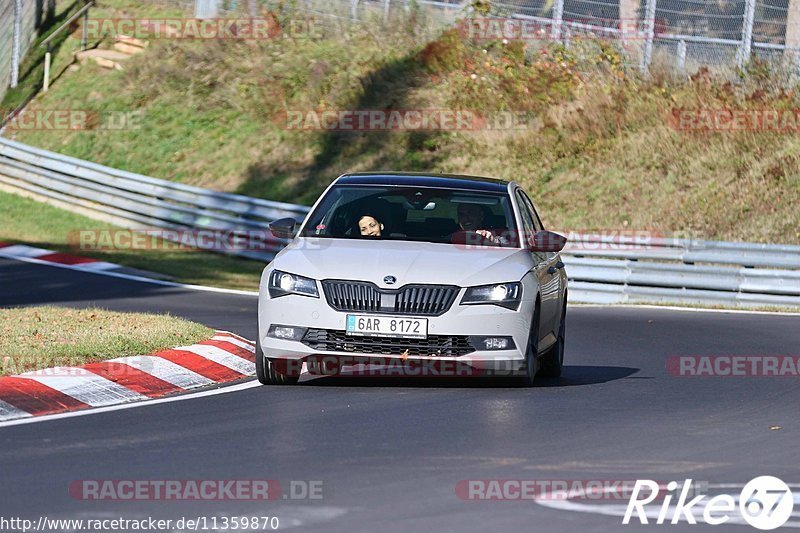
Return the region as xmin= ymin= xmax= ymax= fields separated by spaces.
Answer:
xmin=469 ymin=336 xmax=515 ymax=351
xmin=267 ymin=325 xmax=307 ymax=341
xmin=485 ymin=337 xmax=508 ymax=350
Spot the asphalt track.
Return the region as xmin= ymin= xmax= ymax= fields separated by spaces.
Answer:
xmin=1 ymin=257 xmax=799 ymax=532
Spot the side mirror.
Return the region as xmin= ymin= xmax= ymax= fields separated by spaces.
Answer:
xmin=269 ymin=217 xmax=297 ymax=239
xmin=530 ymin=230 xmax=567 ymax=252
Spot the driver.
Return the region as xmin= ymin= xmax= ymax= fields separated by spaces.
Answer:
xmin=456 ymin=203 xmax=503 ymax=244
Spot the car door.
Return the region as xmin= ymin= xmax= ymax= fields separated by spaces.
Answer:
xmin=514 ymin=189 xmax=554 ymax=348
xmin=516 ymin=189 xmax=561 ymax=346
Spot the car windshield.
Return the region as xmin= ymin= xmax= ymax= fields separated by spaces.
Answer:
xmin=300 ymin=185 xmax=519 ymax=247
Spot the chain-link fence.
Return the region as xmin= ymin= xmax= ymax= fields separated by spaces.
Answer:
xmin=3 ymin=0 xmax=796 ymax=101
xmin=268 ymin=0 xmax=800 ymax=76
xmin=1 ymin=0 xmax=57 ymax=103
xmin=81 ymin=0 xmax=799 ymax=76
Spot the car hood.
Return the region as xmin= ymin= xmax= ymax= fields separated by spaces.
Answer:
xmin=271 ymin=238 xmax=532 ymax=287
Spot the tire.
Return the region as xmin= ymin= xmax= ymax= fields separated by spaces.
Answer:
xmin=255 ymin=337 xmax=299 ymax=385
xmin=538 ymin=301 xmax=566 ymax=379
xmin=518 ymin=305 xmax=540 ymax=387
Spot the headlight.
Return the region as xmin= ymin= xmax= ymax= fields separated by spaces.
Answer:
xmin=268 ymin=270 xmax=319 ymax=298
xmin=460 ymin=282 xmax=522 ymax=310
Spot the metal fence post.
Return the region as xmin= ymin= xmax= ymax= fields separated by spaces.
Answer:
xmin=81 ymin=8 xmax=89 ymax=51
xmin=10 ymin=0 xmax=22 ymax=89
xmin=787 ymin=0 xmax=800 ymax=75
xmin=640 ymin=0 xmax=657 ymax=74
xmin=195 ymin=0 xmax=219 ymax=18
xmin=351 ymin=0 xmax=359 ymax=20
xmin=43 ymin=45 xmax=51 ymax=92
xmin=677 ymin=39 xmax=687 ymax=73
xmin=796 ymin=51 xmax=800 ymax=79
xmin=383 ymin=0 xmax=390 ymax=22
xmin=738 ymin=0 xmax=756 ymax=68
xmin=551 ymin=0 xmax=564 ymax=41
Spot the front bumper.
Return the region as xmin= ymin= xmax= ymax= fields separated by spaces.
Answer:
xmin=258 ymin=283 xmax=536 ymax=376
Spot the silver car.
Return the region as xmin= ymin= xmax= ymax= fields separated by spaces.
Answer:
xmin=256 ymin=173 xmax=568 ymax=386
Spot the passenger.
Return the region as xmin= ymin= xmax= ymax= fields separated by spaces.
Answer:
xmin=358 ymin=214 xmax=384 ymax=237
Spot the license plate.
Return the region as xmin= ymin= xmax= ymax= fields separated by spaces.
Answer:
xmin=346 ymin=314 xmax=428 ymax=339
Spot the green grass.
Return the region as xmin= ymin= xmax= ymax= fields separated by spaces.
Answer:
xmin=0 ymin=305 xmax=212 ymax=376
xmin=0 ymin=189 xmax=263 ymax=290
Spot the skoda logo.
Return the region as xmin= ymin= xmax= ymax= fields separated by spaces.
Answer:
xmin=383 ymin=276 xmax=397 ymax=285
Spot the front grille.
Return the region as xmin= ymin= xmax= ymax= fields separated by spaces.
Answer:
xmin=321 ymin=280 xmax=458 ymax=316
xmin=302 ymin=329 xmax=475 ymax=357
xmin=322 ymin=280 xmax=381 ymax=312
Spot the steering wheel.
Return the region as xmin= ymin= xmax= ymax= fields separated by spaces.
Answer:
xmin=450 ymin=229 xmax=496 ymax=246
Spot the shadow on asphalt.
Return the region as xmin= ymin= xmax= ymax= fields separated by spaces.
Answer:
xmin=298 ymin=365 xmax=640 ymax=388
xmin=0 ymin=259 xmax=186 ymax=307
xmin=1 ymin=258 xmax=259 ymax=337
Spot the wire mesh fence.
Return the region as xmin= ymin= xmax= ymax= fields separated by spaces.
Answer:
xmin=1 ymin=0 xmax=57 ymax=103
xmin=4 ymin=0 xmax=795 ymax=101
xmin=259 ymin=0 xmax=800 ymax=77
xmin=92 ymin=0 xmax=800 ymax=77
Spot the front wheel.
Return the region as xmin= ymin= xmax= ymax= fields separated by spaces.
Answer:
xmin=518 ymin=307 xmax=540 ymax=387
xmin=538 ymin=302 xmax=566 ymax=378
xmin=255 ymin=337 xmax=299 ymax=385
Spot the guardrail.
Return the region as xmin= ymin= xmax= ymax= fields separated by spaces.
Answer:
xmin=565 ymin=257 xmax=800 ymax=307
xmin=0 ymin=137 xmax=308 ymax=261
xmin=561 ymin=236 xmax=800 ymax=306
xmin=1 ymin=136 xmax=798 ymax=308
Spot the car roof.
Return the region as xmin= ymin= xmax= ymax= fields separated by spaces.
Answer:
xmin=336 ymin=172 xmax=511 ymax=193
